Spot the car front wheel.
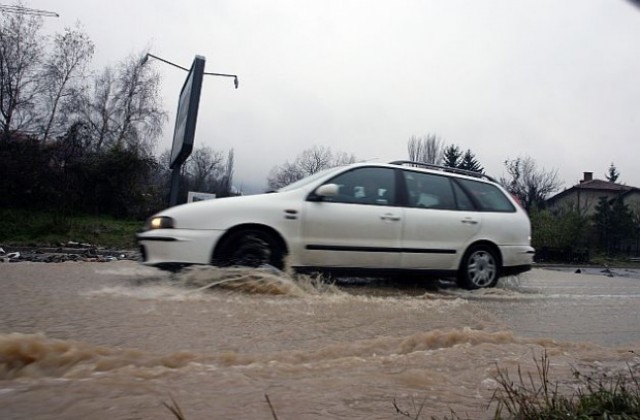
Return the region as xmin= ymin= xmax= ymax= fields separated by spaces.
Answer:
xmin=458 ymin=245 xmax=499 ymax=289
xmin=216 ymin=229 xmax=284 ymax=269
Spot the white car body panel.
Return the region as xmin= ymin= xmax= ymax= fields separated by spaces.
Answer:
xmin=300 ymin=201 xmax=403 ymax=268
xmin=400 ymin=208 xmax=481 ymax=270
xmin=137 ymin=162 xmax=534 ymax=284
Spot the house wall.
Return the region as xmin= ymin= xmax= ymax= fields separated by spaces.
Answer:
xmin=549 ymin=190 xmax=617 ymax=215
xmin=550 ymin=190 xmax=640 ymax=216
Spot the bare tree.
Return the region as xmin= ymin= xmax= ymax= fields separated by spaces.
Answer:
xmin=500 ymin=156 xmax=562 ymax=212
xmin=267 ymin=145 xmax=356 ymax=190
xmin=407 ymin=136 xmax=423 ymax=161
xmin=0 ymin=10 xmax=43 ymax=141
xmin=267 ymin=161 xmax=305 ymax=190
xmin=218 ymin=149 xmax=235 ymax=196
xmin=298 ymin=145 xmax=333 ymax=175
xmin=74 ymin=51 xmax=167 ymax=152
xmin=40 ymin=23 xmax=94 ymax=141
xmin=184 ymin=146 xmax=224 ymax=192
xmin=333 ymin=150 xmax=356 ymax=166
xmin=178 ymin=146 xmax=237 ymax=197
xmin=0 ymin=11 xmax=172 ymax=216
xmin=407 ymin=134 xmax=444 ymax=164
xmin=113 ymin=51 xmax=166 ymax=151
xmin=75 ymin=67 xmax=116 ymax=151
xmin=0 ymin=14 xmax=164 ymax=154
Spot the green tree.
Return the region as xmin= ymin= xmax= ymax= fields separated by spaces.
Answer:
xmin=592 ymin=195 xmax=635 ymax=255
xmin=593 ymin=196 xmax=613 ymax=254
xmin=442 ymin=144 xmax=462 ymax=168
xmin=0 ymin=134 xmax=55 ymax=209
xmin=605 ymin=163 xmax=620 ymax=183
xmin=610 ymin=197 xmax=634 ymax=253
xmin=83 ymin=146 xmax=158 ymax=218
xmin=530 ymin=206 xmax=588 ymax=251
xmin=458 ymin=149 xmax=484 ymax=173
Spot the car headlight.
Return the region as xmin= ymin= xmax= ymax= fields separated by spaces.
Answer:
xmin=146 ymin=216 xmax=174 ymax=230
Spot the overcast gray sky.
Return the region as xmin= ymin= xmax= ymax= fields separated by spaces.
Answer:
xmin=29 ymin=0 xmax=640 ymax=192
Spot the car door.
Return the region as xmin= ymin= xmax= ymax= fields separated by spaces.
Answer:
xmin=400 ymin=171 xmax=481 ymax=270
xmin=300 ymin=167 xmax=403 ymax=268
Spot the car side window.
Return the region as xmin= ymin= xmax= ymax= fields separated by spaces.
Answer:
xmin=456 ymin=179 xmax=516 ymax=212
xmin=403 ymin=171 xmax=456 ymax=210
xmin=451 ymin=181 xmax=475 ymax=210
xmin=322 ymin=167 xmax=395 ymax=206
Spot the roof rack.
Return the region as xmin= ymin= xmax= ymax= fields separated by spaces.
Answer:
xmin=388 ymin=160 xmax=497 ymax=183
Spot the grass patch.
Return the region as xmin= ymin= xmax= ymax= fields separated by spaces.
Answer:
xmin=0 ymin=208 xmax=141 ymax=249
xmin=489 ymin=350 xmax=640 ymax=419
xmin=394 ymin=350 xmax=640 ymax=419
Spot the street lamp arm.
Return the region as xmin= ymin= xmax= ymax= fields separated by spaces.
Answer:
xmin=204 ymin=72 xmax=239 ymax=89
xmin=144 ymin=53 xmax=190 ymax=72
xmin=144 ymin=53 xmax=239 ymax=88
xmin=204 ymin=71 xmax=236 ymax=78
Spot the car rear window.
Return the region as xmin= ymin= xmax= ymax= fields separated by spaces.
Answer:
xmin=451 ymin=181 xmax=474 ymax=210
xmin=403 ymin=171 xmax=456 ymax=210
xmin=456 ymin=179 xmax=516 ymax=212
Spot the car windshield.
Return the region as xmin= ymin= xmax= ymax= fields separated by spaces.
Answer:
xmin=278 ymin=166 xmax=345 ymax=192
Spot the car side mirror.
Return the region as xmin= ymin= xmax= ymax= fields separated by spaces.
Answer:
xmin=308 ymin=183 xmax=340 ymax=201
xmin=315 ymin=183 xmax=339 ymax=197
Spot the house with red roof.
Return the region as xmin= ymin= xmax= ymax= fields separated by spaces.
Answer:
xmin=547 ymin=172 xmax=640 ymax=215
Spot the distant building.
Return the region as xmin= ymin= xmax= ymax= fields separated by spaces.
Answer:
xmin=547 ymin=172 xmax=640 ymax=215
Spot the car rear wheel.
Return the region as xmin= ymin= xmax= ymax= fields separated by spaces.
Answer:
xmin=458 ymin=245 xmax=499 ymax=289
xmin=217 ymin=229 xmax=284 ymax=269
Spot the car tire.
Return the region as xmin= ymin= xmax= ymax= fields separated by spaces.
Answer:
xmin=457 ymin=245 xmax=499 ymax=290
xmin=220 ymin=229 xmax=284 ymax=269
xmin=155 ymin=263 xmax=190 ymax=273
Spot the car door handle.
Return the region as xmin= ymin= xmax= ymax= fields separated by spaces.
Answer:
xmin=380 ymin=214 xmax=401 ymax=222
xmin=461 ymin=218 xmax=478 ymax=225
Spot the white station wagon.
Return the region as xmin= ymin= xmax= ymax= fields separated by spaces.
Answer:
xmin=137 ymin=161 xmax=534 ymax=289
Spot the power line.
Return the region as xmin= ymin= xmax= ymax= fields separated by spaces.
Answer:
xmin=0 ymin=4 xmax=59 ymax=18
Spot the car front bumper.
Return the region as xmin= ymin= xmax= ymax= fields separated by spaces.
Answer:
xmin=136 ymin=228 xmax=225 ymax=267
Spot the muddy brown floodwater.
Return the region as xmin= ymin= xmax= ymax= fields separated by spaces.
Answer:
xmin=1 ymin=262 xmax=640 ymax=419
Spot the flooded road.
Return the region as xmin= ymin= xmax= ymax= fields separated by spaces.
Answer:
xmin=1 ymin=262 xmax=639 ymax=419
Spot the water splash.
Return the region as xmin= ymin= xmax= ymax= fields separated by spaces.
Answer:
xmin=175 ymin=265 xmax=342 ymax=297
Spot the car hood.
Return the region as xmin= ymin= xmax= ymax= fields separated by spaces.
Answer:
xmin=151 ymin=191 xmax=300 ymax=230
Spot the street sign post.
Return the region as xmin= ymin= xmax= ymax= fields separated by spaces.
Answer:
xmin=169 ymin=56 xmax=205 ymax=206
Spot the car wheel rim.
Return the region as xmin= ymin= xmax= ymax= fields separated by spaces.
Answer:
xmin=467 ymin=250 xmax=496 ymax=288
xmin=232 ymin=235 xmax=271 ymax=267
